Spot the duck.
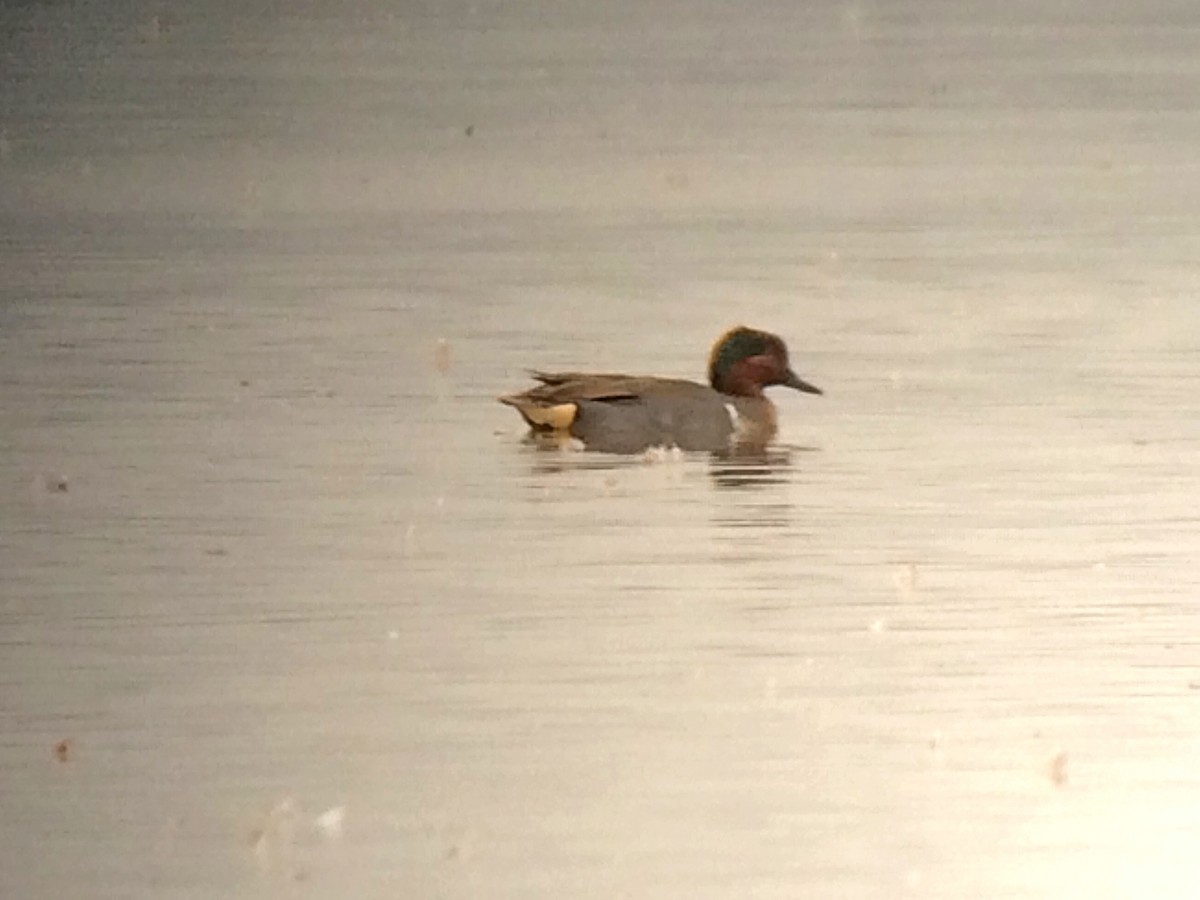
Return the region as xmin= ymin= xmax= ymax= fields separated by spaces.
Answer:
xmin=498 ymin=326 xmax=822 ymax=454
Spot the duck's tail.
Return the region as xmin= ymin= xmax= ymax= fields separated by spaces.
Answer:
xmin=498 ymin=394 xmax=579 ymax=431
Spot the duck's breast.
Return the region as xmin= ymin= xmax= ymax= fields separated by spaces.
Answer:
xmin=725 ymin=395 xmax=778 ymax=447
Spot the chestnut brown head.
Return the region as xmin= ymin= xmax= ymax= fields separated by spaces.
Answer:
xmin=707 ymin=326 xmax=823 ymax=398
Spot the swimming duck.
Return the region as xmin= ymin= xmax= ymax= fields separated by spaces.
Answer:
xmin=499 ymin=326 xmax=822 ymax=454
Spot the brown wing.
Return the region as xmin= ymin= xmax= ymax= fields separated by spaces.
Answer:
xmin=519 ymin=372 xmax=643 ymax=403
xmin=504 ymin=372 xmax=709 ymax=405
xmin=497 ymin=374 xmax=639 ymax=430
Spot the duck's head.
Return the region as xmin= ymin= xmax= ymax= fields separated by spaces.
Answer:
xmin=707 ymin=326 xmax=823 ymax=398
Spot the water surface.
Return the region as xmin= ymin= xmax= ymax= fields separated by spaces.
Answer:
xmin=3 ymin=2 xmax=1200 ymax=897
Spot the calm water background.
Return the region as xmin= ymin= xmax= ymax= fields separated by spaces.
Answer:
xmin=3 ymin=1 xmax=1200 ymax=897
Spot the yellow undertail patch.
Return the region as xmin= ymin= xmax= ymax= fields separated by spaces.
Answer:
xmin=517 ymin=401 xmax=578 ymax=431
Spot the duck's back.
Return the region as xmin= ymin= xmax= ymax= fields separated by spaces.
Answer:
xmin=500 ymin=373 xmax=736 ymax=454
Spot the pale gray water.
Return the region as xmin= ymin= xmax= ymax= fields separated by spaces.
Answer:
xmin=3 ymin=2 xmax=1200 ymax=898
